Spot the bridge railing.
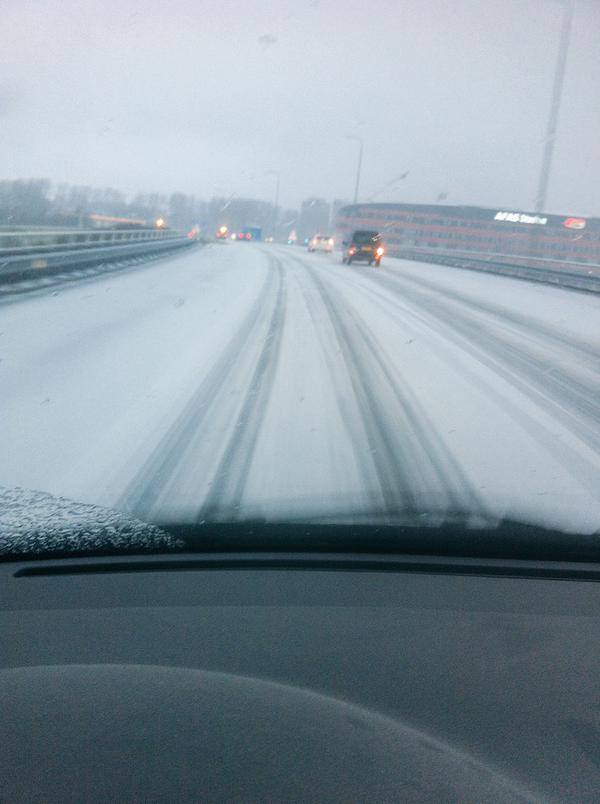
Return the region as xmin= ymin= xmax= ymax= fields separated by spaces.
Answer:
xmin=392 ymin=245 xmax=600 ymax=293
xmin=0 ymin=227 xmax=179 ymax=256
xmin=0 ymin=229 xmax=197 ymax=285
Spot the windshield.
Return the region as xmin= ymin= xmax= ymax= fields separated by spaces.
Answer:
xmin=1 ymin=0 xmax=600 ymax=557
xmin=352 ymin=231 xmax=380 ymax=244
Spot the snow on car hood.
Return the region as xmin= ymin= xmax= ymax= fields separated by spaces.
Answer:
xmin=0 ymin=486 xmax=182 ymax=558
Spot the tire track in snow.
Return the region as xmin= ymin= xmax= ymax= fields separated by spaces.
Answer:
xmin=351 ymin=266 xmax=600 ymax=454
xmin=121 ymin=255 xmax=283 ymax=519
xmin=284 ymin=263 xmax=389 ymax=515
xmin=396 ymin=268 xmax=599 ymax=363
xmin=290 ymin=253 xmax=485 ymax=518
xmin=328 ymin=258 xmax=600 ymax=498
xmin=323 ymin=262 xmax=600 ymax=500
xmin=198 ymin=258 xmax=286 ymax=520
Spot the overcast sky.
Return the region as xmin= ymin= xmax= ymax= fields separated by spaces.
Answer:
xmin=3 ymin=0 xmax=599 ymax=214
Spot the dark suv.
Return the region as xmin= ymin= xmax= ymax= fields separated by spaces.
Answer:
xmin=342 ymin=230 xmax=384 ymax=266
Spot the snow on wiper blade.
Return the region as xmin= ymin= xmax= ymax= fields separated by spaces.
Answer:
xmin=0 ymin=486 xmax=182 ymax=560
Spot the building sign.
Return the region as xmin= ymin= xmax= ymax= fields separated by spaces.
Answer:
xmin=563 ymin=217 xmax=586 ymax=230
xmin=494 ymin=211 xmax=548 ymax=225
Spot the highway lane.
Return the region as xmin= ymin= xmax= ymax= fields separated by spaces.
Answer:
xmin=1 ymin=242 xmax=599 ymax=532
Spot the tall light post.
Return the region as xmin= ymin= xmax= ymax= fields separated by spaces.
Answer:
xmin=535 ymin=0 xmax=574 ymax=212
xmin=346 ymin=135 xmax=364 ymax=205
xmin=266 ymin=170 xmax=280 ymax=239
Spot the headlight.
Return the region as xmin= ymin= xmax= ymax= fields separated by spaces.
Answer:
xmin=376 ymin=247 xmax=384 ymax=256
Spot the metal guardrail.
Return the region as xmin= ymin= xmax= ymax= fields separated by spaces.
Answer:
xmin=0 ymin=234 xmax=195 ymax=285
xmin=0 ymin=225 xmax=74 ymax=231
xmin=0 ymin=227 xmax=178 ymax=257
xmin=393 ymin=247 xmax=600 ymax=294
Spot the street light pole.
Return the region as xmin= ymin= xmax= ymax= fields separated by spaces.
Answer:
xmin=346 ymin=136 xmax=364 ymax=205
xmin=535 ymin=0 xmax=574 ymax=213
xmin=267 ymin=170 xmax=280 ymax=239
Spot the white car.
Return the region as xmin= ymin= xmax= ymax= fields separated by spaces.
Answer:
xmin=308 ymin=234 xmax=335 ymax=253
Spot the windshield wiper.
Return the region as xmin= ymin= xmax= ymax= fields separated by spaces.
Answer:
xmin=2 ymin=486 xmax=599 ymax=565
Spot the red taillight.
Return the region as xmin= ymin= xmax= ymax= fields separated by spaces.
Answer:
xmin=246 ymin=233 xmax=251 ymax=240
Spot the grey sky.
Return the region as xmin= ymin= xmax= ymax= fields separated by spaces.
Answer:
xmin=3 ymin=0 xmax=599 ymax=214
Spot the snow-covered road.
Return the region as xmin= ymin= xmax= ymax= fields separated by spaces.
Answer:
xmin=2 ymin=243 xmax=600 ymax=532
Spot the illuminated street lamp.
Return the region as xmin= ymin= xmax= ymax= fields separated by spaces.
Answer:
xmin=155 ymin=217 xmax=166 ymax=229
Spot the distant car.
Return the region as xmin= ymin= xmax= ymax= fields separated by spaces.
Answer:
xmin=308 ymin=234 xmax=335 ymax=253
xmin=342 ymin=230 xmax=384 ymax=266
xmin=236 ymin=227 xmax=262 ymax=242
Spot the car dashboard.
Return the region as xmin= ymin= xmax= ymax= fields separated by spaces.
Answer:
xmin=2 ymin=550 xmax=600 ymax=801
